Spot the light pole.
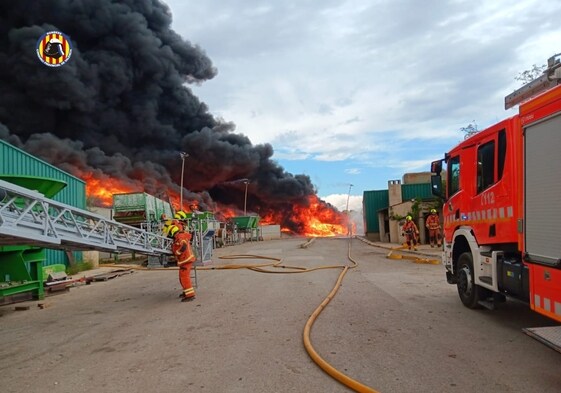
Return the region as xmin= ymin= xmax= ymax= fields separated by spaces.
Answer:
xmin=345 ymin=184 xmax=353 ymax=212
xmin=179 ymin=152 xmax=189 ymax=211
xmin=228 ymin=178 xmax=250 ymax=215
xmin=243 ymin=179 xmax=250 ymax=216
xmin=346 ymin=184 xmax=353 ymax=237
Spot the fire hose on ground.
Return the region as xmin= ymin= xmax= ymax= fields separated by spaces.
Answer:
xmin=385 ymin=245 xmax=441 ymax=264
xmin=102 ymin=238 xmax=379 ymax=392
xmin=356 ymin=237 xmax=441 ymax=265
xmin=202 ymin=238 xmax=379 ymax=393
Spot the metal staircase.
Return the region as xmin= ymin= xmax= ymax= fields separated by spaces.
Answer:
xmin=0 ymin=179 xmax=172 ymax=255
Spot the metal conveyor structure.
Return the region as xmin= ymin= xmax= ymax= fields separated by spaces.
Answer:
xmin=0 ymin=179 xmax=172 ymax=255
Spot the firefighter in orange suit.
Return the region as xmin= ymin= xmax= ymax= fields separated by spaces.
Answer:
xmin=402 ymin=215 xmax=419 ymax=250
xmin=168 ymin=224 xmax=197 ymax=302
xmin=425 ymin=208 xmax=442 ymax=248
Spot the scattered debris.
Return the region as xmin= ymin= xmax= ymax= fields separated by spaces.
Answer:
xmin=90 ymin=269 xmax=134 ymax=282
xmin=47 ymin=271 xmax=68 ymax=283
xmin=300 ymin=238 xmax=316 ymax=249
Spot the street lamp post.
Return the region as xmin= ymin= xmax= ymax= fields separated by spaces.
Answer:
xmin=346 ymin=184 xmax=353 ymax=212
xmin=179 ymin=152 xmax=189 ymax=211
xmin=243 ymin=179 xmax=250 ymax=216
xmin=228 ymin=178 xmax=250 ymax=215
xmin=346 ymin=184 xmax=353 ymax=237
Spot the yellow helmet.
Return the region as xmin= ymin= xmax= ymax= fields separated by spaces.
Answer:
xmin=406 ymin=215 xmax=412 ymax=221
xmin=430 ymin=209 xmax=437 ymax=214
xmin=174 ymin=210 xmax=187 ymax=220
xmin=162 ymin=219 xmax=172 ymax=236
xmin=167 ymin=224 xmax=181 ymax=238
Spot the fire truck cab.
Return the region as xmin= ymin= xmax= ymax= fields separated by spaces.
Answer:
xmin=431 ymin=54 xmax=561 ymax=350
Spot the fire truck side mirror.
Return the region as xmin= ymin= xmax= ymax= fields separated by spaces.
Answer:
xmin=431 ymin=175 xmax=443 ymax=198
xmin=430 ymin=160 xmax=443 ymax=175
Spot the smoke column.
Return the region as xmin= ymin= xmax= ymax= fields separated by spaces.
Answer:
xmin=0 ymin=0 xmax=343 ymax=233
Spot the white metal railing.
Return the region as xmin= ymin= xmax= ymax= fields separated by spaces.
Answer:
xmin=0 ymin=180 xmax=172 ymax=255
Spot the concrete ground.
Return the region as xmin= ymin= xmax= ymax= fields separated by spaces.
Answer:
xmin=1 ymin=237 xmax=560 ymax=393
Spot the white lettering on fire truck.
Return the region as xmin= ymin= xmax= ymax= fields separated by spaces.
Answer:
xmin=481 ymin=191 xmax=495 ymax=206
xmin=520 ymin=114 xmax=535 ymax=125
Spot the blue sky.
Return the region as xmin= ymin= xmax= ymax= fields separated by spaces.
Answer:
xmin=162 ymin=0 xmax=561 ymax=212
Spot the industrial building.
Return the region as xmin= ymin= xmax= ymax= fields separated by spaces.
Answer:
xmin=0 ymin=139 xmax=86 ymax=302
xmin=362 ymin=172 xmax=440 ymax=244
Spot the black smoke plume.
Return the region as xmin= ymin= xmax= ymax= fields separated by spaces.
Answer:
xmin=0 ymin=0 xmax=343 ymax=233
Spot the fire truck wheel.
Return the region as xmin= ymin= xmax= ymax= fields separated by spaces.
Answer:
xmin=456 ymin=252 xmax=485 ymax=309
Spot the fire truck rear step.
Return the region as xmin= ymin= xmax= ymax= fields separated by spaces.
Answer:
xmin=523 ymin=326 xmax=561 ymax=354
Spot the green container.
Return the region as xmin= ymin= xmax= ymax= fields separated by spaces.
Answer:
xmin=187 ymin=211 xmax=216 ymax=233
xmin=113 ymin=192 xmax=172 ymax=224
xmin=113 ymin=192 xmax=154 ymax=212
xmin=155 ymin=197 xmax=173 ymax=221
xmin=231 ymin=215 xmax=259 ymax=230
xmin=186 ymin=211 xmax=214 ymax=220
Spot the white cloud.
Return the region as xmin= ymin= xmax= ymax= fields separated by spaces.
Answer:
xmin=164 ymin=0 xmax=561 ymax=195
xmin=324 ymin=193 xmax=364 ymax=235
xmin=323 ymin=193 xmax=362 ymax=213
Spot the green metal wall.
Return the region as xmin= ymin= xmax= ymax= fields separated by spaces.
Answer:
xmin=0 ymin=139 xmax=86 ymax=266
xmin=362 ymin=190 xmax=389 ymax=233
xmin=402 ymin=183 xmax=433 ymax=201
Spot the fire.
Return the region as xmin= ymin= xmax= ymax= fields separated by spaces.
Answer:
xmin=81 ymin=172 xmax=184 ymax=209
xmin=294 ymin=195 xmax=348 ymax=237
xmin=260 ymin=195 xmax=348 ymax=237
xmin=81 ymin=173 xmax=348 ymax=237
xmin=82 ymin=172 xmax=138 ymax=207
xmin=213 ymin=205 xmax=240 ymax=221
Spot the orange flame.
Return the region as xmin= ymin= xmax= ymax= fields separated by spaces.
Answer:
xmin=82 ymin=172 xmax=137 ymax=206
xmin=82 ymin=173 xmax=347 ymax=237
xmin=82 ymin=171 xmax=184 ymax=209
xmin=260 ymin=195 xmax=348 ymax=237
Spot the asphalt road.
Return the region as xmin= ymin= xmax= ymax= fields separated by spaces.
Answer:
xmin=1 ymin=237 xmax=560 ymax=393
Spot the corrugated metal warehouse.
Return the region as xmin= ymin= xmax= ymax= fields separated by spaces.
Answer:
xmin=362 ymin=190 xmax=389 ymax=236
xmin=363 ymin=181 xmax=436 ymax=242
xmin=0 ymin=139 xmax=86 ymax=267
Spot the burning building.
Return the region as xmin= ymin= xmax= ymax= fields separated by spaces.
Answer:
xmin=0 ymin=0 xmax=347 ymax=237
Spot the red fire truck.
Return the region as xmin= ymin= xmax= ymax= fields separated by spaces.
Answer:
xmin=430 ymin=53 xmax=561 ymax=350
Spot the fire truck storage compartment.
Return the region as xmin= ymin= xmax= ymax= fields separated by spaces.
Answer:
xmin=524 ymin=113 xmax=561 ymax=267
xmin=498 ymin=254 xmax=529 ymax=301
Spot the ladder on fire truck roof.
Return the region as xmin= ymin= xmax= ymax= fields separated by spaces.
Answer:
xmin=0 ymin=179 xmax=172 ymax=255
xmin=505 ymin=53 xmax=561 ymax=110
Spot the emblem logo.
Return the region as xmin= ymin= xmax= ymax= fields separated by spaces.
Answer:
xmin=36 ymin=31 xmax=72 ymax=67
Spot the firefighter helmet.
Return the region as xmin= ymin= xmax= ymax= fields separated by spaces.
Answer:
xmin=174 ymin=210 xmax=187 ymax=220
xmin=162 ymin=219 xmax=172 ymax=236
xmin=430 ymin=209 xmax=437 ymax=214
xmin=167 ymin=224 xmax=181 ymax=238
xmin=406 ymin=215 xmax=412 ymax=221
